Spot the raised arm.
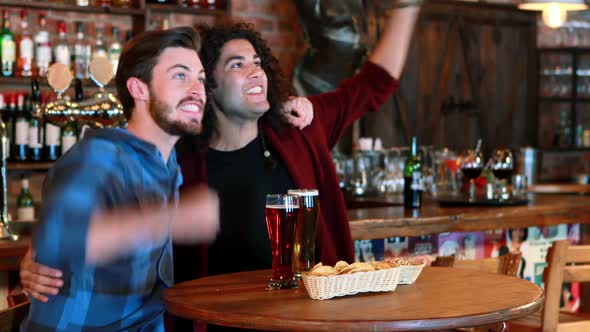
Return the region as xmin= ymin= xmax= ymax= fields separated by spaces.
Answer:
xmin=368 ymin=1 xmax=421 ymax=80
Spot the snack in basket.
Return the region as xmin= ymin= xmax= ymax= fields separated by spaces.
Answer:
xmin=384 ymin=257 xmax=425 ymax=284
xmin=302 ymin=260 xmax=401 ymax=300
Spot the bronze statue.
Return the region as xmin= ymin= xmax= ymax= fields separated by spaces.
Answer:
xmin=293 ymin=0 xmax=378 ymax=96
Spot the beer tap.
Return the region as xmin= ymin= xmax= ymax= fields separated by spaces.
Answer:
xmin=0 ymin=115 xmax=17 ymax=241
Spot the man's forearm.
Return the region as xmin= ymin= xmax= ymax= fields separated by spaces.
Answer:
xmin=86 ymin=207 xmax=170 ymax=265
xmin=368 ymin=2 xmax=421 ymax=80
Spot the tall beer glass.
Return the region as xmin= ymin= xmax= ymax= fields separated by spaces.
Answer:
xmin=265 ymin=194 xmax=300 ymax=289
xmin=288 ymin=189 xmax=320 ymax=278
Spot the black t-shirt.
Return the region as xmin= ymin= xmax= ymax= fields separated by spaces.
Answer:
xmin=206 ymin=134 xmax=295 ymax=276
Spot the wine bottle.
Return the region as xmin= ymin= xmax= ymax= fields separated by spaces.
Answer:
xmin=62 ymin=79 xmax=81 ymax=155
xmin=1 ymin=9 xmax=16 ymax=77
xmin=28 ymin=78 xmax=42 ymax=161
xmin=14 ymin=92 xmax=28 ymax=161
xmin=2 ymin=93 xmax=13 ymax=161
xmin=44 ymin=115 xmax=61 ymax=161
xmin=403 ymin=136 xmax=422 ymax=209
xmin=16 ymin=178 xmax=34 ymax=221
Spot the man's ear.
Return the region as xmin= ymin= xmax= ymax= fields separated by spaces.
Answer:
xmin=126 ymin=77 xmax=149 ymax=102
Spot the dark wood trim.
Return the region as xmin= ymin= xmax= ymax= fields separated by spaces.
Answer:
xmin=0 ymin=0 xmax=144 ymax=15
xmin=146 ymin=3 xmax=226 ymax=16
xmin=0 ymin=76 xmax=114 ymax=89
xmin=7 ymin=162 xmax=53 ymax=171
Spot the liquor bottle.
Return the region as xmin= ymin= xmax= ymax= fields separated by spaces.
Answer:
xmin=108 ymin=26 xmax=121 ymax=75
xmin=1 ymin=10 xmax=16 ymax=77
xmin=73 ymin=22 xmax=91 ymax=79
xmin=43 ymin=82 xmax=61 ymax=162
xmin=91 ymin=26 xmax=108 ymax=62
xmin=62 ymin=79 xmax=82 ymax=155
xmin=34 ymin=13 xmax=52 ymax=77
xmin=112 ymin=0 xmax=132 ymax=7
xmin=14 ymin=92 xmax=28 ymax=161
xmin=16 ymin=178 xmax=34 ymax=221
xmin=95 ymin=0 xmax=113 ymax=7
xmin=1 ymin=93 xmax=13 ymax=161
xmin=28 ymin=78 xmax=42 ymax=161
xmin=16 ymin=10 xmax=33 ymax=77
xmin=199 ymin=0 xmax=216 ymax=9
xmin=403 ymin=136 xmax=422 ymax=209
xmin=7 ymin=93 xmax=16 ymax=160
xmin=61 ymin=121 xmax=77 ymax=155
xmin=54 ymin=21 xmax=71 ymax=68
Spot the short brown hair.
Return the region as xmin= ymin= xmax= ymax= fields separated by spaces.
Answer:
xmin=115 ymin=27 xmax=201 ymax=120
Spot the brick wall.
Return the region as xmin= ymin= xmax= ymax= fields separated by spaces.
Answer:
xmin=228 ymin=0 xmax=307 ymax=79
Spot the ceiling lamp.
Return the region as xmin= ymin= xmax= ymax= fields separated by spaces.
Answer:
xmin=519 ymin=0 xmax=588 ymax=28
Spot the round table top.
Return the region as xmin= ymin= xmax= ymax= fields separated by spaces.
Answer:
xmin=163 ymin=267 xmax=544 ymax=331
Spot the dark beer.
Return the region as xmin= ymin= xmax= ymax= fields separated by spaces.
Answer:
xmin=265 ymin=194 xmax=300 ymax=289
xmin=288 ymin=189 xmax=320 ymax=278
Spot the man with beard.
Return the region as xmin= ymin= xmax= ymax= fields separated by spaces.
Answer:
xmin=21 ymin=27 xmax=220 ymax=331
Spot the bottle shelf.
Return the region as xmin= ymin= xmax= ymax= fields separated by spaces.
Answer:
xmin=0 ymin=0 xmax=144 ymax=16
xmin=0 ymin=76 xmax=114 ymax=89
xmin=539 ymin=97 xmax=590 ymax=103
xmin=146 ymin=3 xmax=226 ymax=16
xmin=7 ymin=162 xmax=54 ymax=171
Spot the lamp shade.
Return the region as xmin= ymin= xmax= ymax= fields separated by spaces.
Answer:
xmin=519 ymin=0 xmax=588 ymax=11
xmin=519 ymin=0 xmax=588 ymax=28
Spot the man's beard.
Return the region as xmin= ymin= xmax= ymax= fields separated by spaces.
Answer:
xmin=148 ymin=90 xmax=202 ymax=136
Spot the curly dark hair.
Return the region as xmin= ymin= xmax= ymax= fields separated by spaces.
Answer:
xmin=196 ymin=22 xmax=292 ymax=140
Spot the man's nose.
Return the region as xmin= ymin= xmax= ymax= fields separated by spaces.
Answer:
xmin=247 ymin=66 xmax=263 ymax=80
xmin=188 ymin=81 xmax=205 ymax=97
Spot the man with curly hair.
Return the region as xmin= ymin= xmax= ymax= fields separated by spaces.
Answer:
xmin=173 ymin=2 xmax=420 ymax=287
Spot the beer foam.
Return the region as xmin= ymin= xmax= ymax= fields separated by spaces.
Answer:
xmin=287 ymin=189 xmax=319 ymax=196
xmin=265 ymin=205 xmax=299 ymax=209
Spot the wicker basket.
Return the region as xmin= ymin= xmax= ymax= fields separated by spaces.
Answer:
xmin=301 ymin=267 xmax=401 ymax=300
xmin=397 ymin=263 xmax=425 ymax=284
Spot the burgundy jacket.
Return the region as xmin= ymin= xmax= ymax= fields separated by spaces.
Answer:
xmin=174 ymin=61 xmax=399 ymax=284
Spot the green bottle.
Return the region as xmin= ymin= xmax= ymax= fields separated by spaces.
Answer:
xmin=403 ymin=136 xmax=422 ymax=209
xmin=17 ymin=178 xmax=34 ymax=221
xmin=1 ymin=9 xmax=16 ymax=77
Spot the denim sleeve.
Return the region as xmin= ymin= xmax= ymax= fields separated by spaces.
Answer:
xmin=33 ymin=139 xmax=119 ymax=271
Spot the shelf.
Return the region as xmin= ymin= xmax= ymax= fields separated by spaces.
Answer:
xmin=0 ymin=0 xmax=144 ymax=16
xmin=7 ymin=161 xmax=54 ymax=171
xmin=539 ymin=97 xmax=573 ymax=102
xmin=539 ymin=147 xmax=590 ymax=152
xmin=0 ymin=76 xmax=114 ymax=89
xmin=539 ymin=97 xmax=590 ymax=103
xmin=146 ymin=3 xmax=226 ymax=16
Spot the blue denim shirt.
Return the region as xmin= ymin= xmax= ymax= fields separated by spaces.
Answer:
xmin=23 ymin=128 xmax=182 ymax=332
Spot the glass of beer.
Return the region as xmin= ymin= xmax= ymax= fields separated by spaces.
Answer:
xmin=265 ymin=194 xmax=300 ymax=289
xmin=288 ymin=189 xmax=320 ymax=278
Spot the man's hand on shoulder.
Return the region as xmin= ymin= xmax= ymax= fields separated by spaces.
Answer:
xmin=20 ymin=247 xmax=64 ymax=303
xmin=283 ymin=96 xmax=313 ymax=130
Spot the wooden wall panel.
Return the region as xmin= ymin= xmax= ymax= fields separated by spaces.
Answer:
xmin=361 ymin=1 xmax=537 ymax=153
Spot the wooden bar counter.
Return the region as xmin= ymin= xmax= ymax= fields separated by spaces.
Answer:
xmin=0 ymin=236 xmax=29 ymax=272
xmin=348 ymin=194 xmax=590 ymax=240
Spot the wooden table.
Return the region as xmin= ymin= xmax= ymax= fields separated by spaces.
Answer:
xmin=163 ymin=267 xmax=543 ymax=331
xmin=348 ymin=194 xmax=590 ymax=240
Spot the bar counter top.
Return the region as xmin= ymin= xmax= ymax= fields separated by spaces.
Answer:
xmin=348 ymin=194 xmax=590 ymax=240
xmin=0 ymin=236 xmax=29 ymax=271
